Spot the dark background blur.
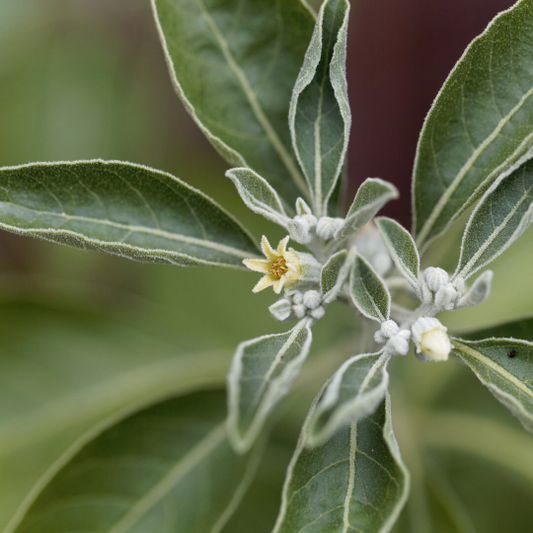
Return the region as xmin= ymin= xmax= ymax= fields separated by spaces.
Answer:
xmin=1 ymin=1 xmax=532 ymax=530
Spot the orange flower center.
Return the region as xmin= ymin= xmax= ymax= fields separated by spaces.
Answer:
xmin=270 ymin=257 xmax=288 ymax=277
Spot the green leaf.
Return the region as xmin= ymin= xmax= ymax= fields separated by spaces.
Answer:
xmin=0 ymin=160 xmax=259 ymax=269
xmin=349 ymin=254 xmax=391 ymax=322
xmin=227 ymin=319 xmax=313 ymax=453
xmin=454 ymin=158 xmax=533 ymax=280
xmin=307 ymin=351 xmax=390 ymax=447
xmin=152 ymin=0 xmax=315 ymax=205
xmin=336 ymin=178 xmax=399 ymax=240
xmin=273 ymin=394 xmax=409 ymax=533
xmin=460 ymin=316 xmax=533 ymax=342
xmin=226 ymin=167 xmax=290 ymax=227
xmin=321 ymin=248 xmax=356 ymax=304
xmin=412 ymin=0 xmax=533 ymax=249
xmin=0 ymin=299 xmax=231 ymax=531
xmin=8 ymin=389 xmax=262 ymax=533
xmin=376 ymin=217 xmax=421 ymax=294
xmin=289 ymin=0 xmax=351 ymax=216
xmin=452 ymin=337 xmax=533 ymax=432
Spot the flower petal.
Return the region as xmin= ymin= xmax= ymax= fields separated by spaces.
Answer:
xmin=276 ymin=236 xmax=290 ymax=256
xmin=243 ymin=259 xmax=271 ymax=273
xmin=253 ymin=275 xmax=276 ymax=293
xmin=261 ymin=235 xmax=278 ymax=261
xmin=273 ymin=278 xmax=286 ymax=294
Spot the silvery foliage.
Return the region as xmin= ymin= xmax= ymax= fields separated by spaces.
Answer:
xmin=1 ymin=0 xmax=533 ymax=532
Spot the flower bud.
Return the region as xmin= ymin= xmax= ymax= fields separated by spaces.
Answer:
xmin=316 ymin=217 xmax=344 ymax=240
xmin=424 ymin=267 xmax=449 ymax=292
xmin=374 ymin=319 xmax=399 ymax=343
xmin=288 ymin=217 xmax=312 ymax=244
xmin=293 ymin=304 xmax=307 ymax=319
xmin=303 ymin=290 xmax=322 ymax=310
xmin=385 ymin=335 xmax=410 ymax=356
xmin=434 ymin=285 xmax=459 ymax=310
xmin=412 ymin=317 xmax=451 ymax=362
xmin=310 ymin=306 xmax=326 ymax=320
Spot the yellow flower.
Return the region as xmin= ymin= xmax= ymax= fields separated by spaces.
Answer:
xmin=243 ymin=236 xmax=302 ymax=294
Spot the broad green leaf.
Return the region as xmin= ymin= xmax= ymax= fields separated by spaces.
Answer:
xmin=226 ymin=167 xmax=290 ymax=227
xmin=307 ymin=351 xmax=390 ymax=447
xmin=461 ymin=316 xmax=533 ymax=342
xmin=321 ymin=247 xmax=356 ymax=304
xmin=0 ymin=299 xmax=230 ymax=531
xmin=273 ymin=395 xmax=409 ymax=533
xmin=336 ymin=178 xmax=399 ymax=240
xmin=412 ymin=0 xmax=533 ymax=249
xmin=8 ymin=389 xmax=262 ymax=533
xmin=152 ymin=0 xmax=315 ymax=205
xmin=454 ymin=158 xmax=533 ymax=280
xmin=0 ymin=161 xmax=259 ymax=269
xmin=289 ymin=0 xmax=351 ymax=216
xmin=227 ymin=319 xmax=313 ymax=453
xmin=376 ymin=217 xmax=421 ymax=294
xmin=349 ymin=254 xmax=391 ymax=322
xmin=452 ymin=337 xmax=533 ymax=432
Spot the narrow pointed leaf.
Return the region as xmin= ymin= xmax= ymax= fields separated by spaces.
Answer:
xmin=452 ymin=337 xmax=533 ymax=432
xmin=152 ymin=0 xmax=315 ymax=205
xmin=455 ymin=158 xmax=533 ymax=280
xmin=350 ymin=254 xmax=391 ymax=322
xmin=376 ymin=217 xmax=421 ymax=293
xmin=8 ymin=389 xmax=262 ymax=533
xmin=307 ymin=351 xmax=390 ymax=447
xmin=321 ymin=248 xmax=356 ymax=304
xmin=461 ymin=316 xmax=533 ymax=341
xmin=413 ymin=0 xmax=533 ymax=248
xmin=227 ymin=319 xmax=313 ymax=453
xmin=336 ymin=178 xmax=399 ymax=239
xmin=289 ymin=0 xmax=351 ymax=216
xmin=274 ymin=394 xmax=409 ymax=533
xmin=0 ymin=161 xmax=259 ymax=269
xmin=226 ymin=168 xmax=290 ymax=227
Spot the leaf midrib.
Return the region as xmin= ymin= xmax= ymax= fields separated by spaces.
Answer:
xmin=452 ymin=340 xmax=533 ymax=400
xmin=0 ymin=201 xmax=252 ymax=259
xmin=107 ymin=423 xmax=227 ymax=533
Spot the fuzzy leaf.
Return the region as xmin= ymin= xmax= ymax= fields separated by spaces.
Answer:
xmin=227 ymin=319 xmax=313 ymax=453
xmin=273 ymin=394 xmax=409 ymax=533
xmin=413 ymin=0 xmax=533 ymax=249
xmin=452 ymin=337 xmax=533 ymax=433
xmin=321 ymin=248 xmax=356 ymax=304
xmin=336 ymin=178 xmax=399 ymax=239
xmin=376 ymin=217 xmax=421 ymax=293
xmin=0 ymin=161 xmax=259 ymax=269
xmin=455 ymin=157 xmax=533 ymax=280
xmin=8 ymin=389 xmax=262 ymax=533
xmin=350 ymin=254 xmax=391 ymax=322
xmin=226 ymin=168 xmax=290 ymax=227
xmin=289 ymin=0 xmax=351 ymax=216
xmin=152 ymin=0 xmax=315 ymax=205
xmin=307 ymin=351 xmax=390 ymax=447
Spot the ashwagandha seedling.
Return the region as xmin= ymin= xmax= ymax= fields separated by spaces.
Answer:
xmin=1 ymin=0 xmax=533 ymax=532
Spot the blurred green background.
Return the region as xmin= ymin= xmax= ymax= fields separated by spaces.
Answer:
xmin=0 ymin=0 xmax=531 ymax=531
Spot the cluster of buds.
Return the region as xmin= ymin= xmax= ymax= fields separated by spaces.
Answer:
xmin=374 ymin=320 xmax=411 ymax=356
xmin=269 ymin=289 xmax=326 ymax=322
xmin=288 ymin=198 xmax=345 ymax=244
xmin=373 ymin=317 xmax=452 ymax=362
xmin=420 ymin=267 xmax=464 ymax=310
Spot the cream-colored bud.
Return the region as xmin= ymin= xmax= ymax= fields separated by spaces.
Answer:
xmin=424 ymin=267 xmax=449 ymax=292
xmin=412 ymin=317 xmax=451 ymax=362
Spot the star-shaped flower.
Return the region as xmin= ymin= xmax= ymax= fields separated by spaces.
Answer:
xmin=243 ymin=236 xmax=302 ymax=294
